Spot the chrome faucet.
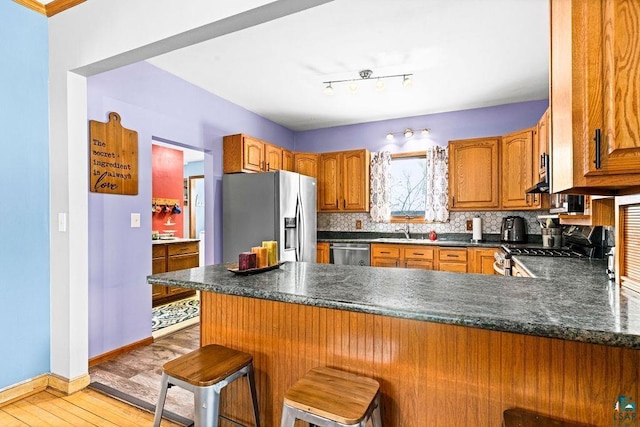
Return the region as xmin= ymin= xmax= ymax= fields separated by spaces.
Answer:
xmin=396 ymin=220 xmax=411 ymax=239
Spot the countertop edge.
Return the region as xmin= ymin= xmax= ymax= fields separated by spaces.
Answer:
xmin=147 ymin=268 xmax=640 ymax=350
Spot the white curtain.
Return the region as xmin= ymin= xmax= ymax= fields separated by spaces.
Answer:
xmin=369 ymin=151 xmax=392 ymax=222
xmin=424 ymin=146 xmax=449 ymax=222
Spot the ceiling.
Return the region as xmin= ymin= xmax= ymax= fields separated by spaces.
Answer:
xmin=147 ymin=0 xmax=549 ymax=132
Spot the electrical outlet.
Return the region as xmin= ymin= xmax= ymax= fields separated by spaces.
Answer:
xmin=466 ymin=219 xmax=473 ymax=231
xmin=355 ymin=220 xmax=362 ymax=230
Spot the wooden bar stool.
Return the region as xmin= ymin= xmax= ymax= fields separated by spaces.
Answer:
xmin=153 ymin=344 xmax=260 ymax=427
xmin=280 ymin=366 xmax=382 ymax=427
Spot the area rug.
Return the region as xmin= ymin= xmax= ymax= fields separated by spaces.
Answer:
xmin=152 ymin=297 xmax=199 ymax=332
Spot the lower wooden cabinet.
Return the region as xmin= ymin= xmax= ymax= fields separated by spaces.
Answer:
xmin=468 ymin=247 xmax=499 ymax=275
xmin=438 ymin=248 xmax=468 ymax=273
xmin=316 ymin=242 xmax=330 ymax=264
xmin=152 ymin=241 xmax=198 ymax=306
xmin=371 ymin=244 xmax=501 ymax=274
xmin=403 ymin=247 xmax=435 ymax=270
xmin=371 ymin=244 xmax=401 ymax=268
xmin=368 ymin=243 xmax=503 ymax=275
xmin=371 ymin=244 xmax=435 ymax=270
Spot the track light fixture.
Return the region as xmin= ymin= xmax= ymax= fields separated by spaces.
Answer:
xmin=385 ymin=128 xmax=430 ymax=141
xmin=323 ymin=69 xmax=413 ymax=94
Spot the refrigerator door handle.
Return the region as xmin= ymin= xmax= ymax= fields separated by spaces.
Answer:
xmin=298 ymin=192 xmax=305 ymax=261
xmin=295 ymin=194 xmax=302 ymax=261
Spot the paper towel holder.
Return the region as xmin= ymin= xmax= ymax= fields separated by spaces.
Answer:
xmin=470 ymin=216 xmax=484 ymax=244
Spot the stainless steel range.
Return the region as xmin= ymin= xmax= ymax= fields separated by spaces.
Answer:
xmin=501 ymin=245 xmax=585 ymax=258
xmin=493 ymin=225 xmax=605 ymax=276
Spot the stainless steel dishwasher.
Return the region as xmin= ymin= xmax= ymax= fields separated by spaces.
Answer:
xmin=329 ymin=243 xmax=370 ymax=266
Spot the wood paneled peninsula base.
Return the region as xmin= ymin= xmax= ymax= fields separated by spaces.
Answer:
xmin=147 ymin=262 xmax=640 ymax=426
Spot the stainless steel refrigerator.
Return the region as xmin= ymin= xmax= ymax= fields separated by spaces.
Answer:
xmin=222 ymin=171 xmax=317 ymax=263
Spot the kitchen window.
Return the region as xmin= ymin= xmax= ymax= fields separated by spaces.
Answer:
xmin=389 ymin=152 xmax=427 ymax=222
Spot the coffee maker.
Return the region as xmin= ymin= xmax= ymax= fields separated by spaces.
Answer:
xmin=501 ymin=216 xmax=527 ymax=243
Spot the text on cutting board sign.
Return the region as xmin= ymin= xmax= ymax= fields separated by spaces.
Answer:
xmin=89 ymin=112 xmax=138 ymax=195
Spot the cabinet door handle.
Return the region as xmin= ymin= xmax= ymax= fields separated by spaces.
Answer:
xmin=381 ymin=251 xmax=391 ymax=254
xmin=413 ymin=253 xmax=424 ymax=256
xmin=343 ymin=199 xmax=346 ymax=209
xmin=594 ymin=128 xmax=601 ymax=169
xmin=451 ymin=196 xmax=455 ymax=207
xmin=447 ymin=254 xmax=459 ymax=258
xmin=266 ymin=162 xmax=270 ymax=171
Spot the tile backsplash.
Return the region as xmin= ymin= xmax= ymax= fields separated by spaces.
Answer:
xmin=318 ymin=211 xmax=544 ymax=236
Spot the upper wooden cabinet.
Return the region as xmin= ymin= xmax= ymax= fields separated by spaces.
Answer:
xmin=223 ymin=134 xmax=264 ymax=173
xmin=502 ymin=128 xmax=545 ymax=210
xmin=318 ymin=149 xmax=370 ymax=212
xmin=535 ymin=107 xmax=550 ymax=183
xmin=223 ymin=134 xmax=285 ymax=173
xmin=282 ymin=149 xmax=294 ymax=172
xmin=293 ymin=152 xmax=318 ymax=178
xmin=263 ymin=142 xmax=282 ymax=171
xmin=318 ymin=152 xmax=340 ymax=210
xmin=550 ymin=0 xmax=640 ymax=194
xmin=448 ymin=137 xmax=501 ymax=210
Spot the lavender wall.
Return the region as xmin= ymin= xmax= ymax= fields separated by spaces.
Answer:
xmin=294 ymin=100 xmax=548 ymax=153
xmin=88 ymin=60 xmax=547 ymax=358
xmin=87 ymin=61 xmax=293 ymax=358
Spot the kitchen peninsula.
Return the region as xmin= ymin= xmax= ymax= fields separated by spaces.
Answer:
xmin=148 ymin=261 xmax=640 ymax=426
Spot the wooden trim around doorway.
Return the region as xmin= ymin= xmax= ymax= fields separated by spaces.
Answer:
xmin=188 ymin=175 xmax=204 ymax=239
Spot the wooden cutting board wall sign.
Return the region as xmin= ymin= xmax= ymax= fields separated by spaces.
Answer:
xmin=89 ymin=112 xmax=138 ymax=195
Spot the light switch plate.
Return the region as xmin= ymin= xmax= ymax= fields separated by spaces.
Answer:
xmin=131 ymin=213 xmax=141 ymax=228
xmin=58 ymin=212 xmax=67 ymax=232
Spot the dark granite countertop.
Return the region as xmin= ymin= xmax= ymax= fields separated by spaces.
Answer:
xmin=317 ymin=231 xmax=538 ymax=248
xmin=510 ymin=255 xmax=608 ymax=280
xmin=322 ymin=238 xmax=501 ymax=248
xmin=148 ymin=260 xmax=640 ymax=349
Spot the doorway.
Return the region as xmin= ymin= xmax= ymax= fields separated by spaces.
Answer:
xmin=151 ymin=141 xmax=205 ymax=338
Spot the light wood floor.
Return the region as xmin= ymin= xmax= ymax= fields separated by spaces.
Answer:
xmin=1 ymin=323 xmax=199 ymax=426
xmin=0 ymin=387 xmax=182 ymax=426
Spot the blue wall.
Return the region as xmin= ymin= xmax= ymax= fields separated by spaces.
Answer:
xmin=0 ymin=3 xmax=50 ymax=389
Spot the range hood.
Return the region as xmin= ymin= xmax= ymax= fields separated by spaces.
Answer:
xmin=526 ymin=153 xmax=550 ymax=194
xmin=526 ymin=179 xmax=550 ymax=194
